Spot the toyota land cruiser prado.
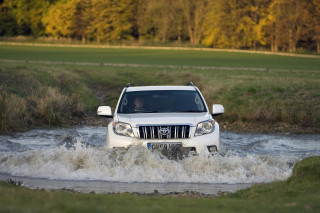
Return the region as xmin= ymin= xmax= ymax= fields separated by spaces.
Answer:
xmin=97 ymin=83 xmax=224 ymax=154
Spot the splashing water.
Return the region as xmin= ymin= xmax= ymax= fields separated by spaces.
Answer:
xmin=0 ymin=141 xmax=295 ymax=183
xmin=0 ymin=126 xmax=319 ymax=194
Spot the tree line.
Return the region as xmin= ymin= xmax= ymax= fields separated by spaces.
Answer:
xmin=1 ymin=0 xmax=319 ymax=53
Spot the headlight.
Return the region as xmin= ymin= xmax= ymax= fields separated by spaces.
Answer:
xmin=195 ymin=120 xmax=215 ymax=136
xmin=113 ymin=122 xmax=134 ymax=137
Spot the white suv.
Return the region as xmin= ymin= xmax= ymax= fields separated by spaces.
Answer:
xmin=97 ymin=83 xmax=224 ymax=155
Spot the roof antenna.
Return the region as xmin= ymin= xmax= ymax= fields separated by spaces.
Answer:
xmin=188 ymin=82 xmax=194 ymax=87
xmin=126 ymin=83 xmax=131 ymax=88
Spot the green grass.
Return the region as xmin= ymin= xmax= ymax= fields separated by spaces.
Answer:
xmin=0 ymin=44 xmax=320 ymax=132
xmin=0 ymin=156 xmax=319 ymax=213
xmin=1 ymin=44 xmax=320 ymax=70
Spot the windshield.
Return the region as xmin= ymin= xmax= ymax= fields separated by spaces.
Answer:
xmin=117 ymin=90 xmax=207 ymax=114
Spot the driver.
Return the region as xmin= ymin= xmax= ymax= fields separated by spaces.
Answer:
xmin=134 ymin=97 xmax=145 ymax=112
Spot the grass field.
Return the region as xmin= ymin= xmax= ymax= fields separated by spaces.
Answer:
xmin=0 ymin=43 xmax=320 ymax=133
xmin=0 ymin=156 xmax=319 ymax=213
xmin=1 ymin=44 xmax=320 ymax=70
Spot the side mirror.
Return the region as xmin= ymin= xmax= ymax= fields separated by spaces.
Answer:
xmin=212 ymin=104 xmax=224 ymax=117
xmin=97 ymin=106 xmax=113 ymax=118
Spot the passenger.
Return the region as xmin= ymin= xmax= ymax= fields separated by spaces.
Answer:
xmin=134 ymin=97 xmax=145 ymax=112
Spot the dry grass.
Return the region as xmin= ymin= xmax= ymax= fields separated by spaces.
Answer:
xmin=0 ymin=90 xmax=28 ymax=131
xmin=0 ymin=65 xmax=85 ymax=132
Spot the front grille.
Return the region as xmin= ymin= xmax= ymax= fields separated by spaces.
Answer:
xmin=138 ymin=125 xmax=190 ymax=139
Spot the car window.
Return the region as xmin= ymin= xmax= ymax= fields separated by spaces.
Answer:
xmin=117 ymin=90 xmax=206 ymax=113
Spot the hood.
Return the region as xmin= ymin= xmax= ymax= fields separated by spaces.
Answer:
xmin=115 ymin=113 xmax=211 ymax=127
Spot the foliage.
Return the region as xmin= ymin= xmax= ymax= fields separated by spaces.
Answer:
xmin=86 ymin=0 xmax=136 ymax=42
xmin=42 ymin=0 xmax=78 ymax=38
xmin=0 ymin=0 xmax=320 ymax=52
xmin=1 ymin=0 xmax=51 ymax=36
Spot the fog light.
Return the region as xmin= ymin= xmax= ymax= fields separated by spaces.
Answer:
xmin=207 ymin=145 xmax=217 ymax=153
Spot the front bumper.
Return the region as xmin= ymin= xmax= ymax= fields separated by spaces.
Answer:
xmin=106 ymin=123 xmax=221 ymax=154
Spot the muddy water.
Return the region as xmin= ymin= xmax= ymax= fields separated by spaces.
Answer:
xmin=0 ymin=126 xmax=319 ymax=195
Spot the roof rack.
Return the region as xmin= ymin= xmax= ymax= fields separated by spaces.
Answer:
xmin=126 ymin=83 xmax=131 ymax=88
xmin=187 ymin=82 xmax=195 ymax=87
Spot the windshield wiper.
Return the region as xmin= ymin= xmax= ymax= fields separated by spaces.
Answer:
xmin=130 ymin=110 xmax=204 ymax=113
xmin=179 ymin=110 xmax=203 ymax=113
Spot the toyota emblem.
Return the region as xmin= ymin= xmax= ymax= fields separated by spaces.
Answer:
xmin=159 ymin=127 xmax=171 ymax=135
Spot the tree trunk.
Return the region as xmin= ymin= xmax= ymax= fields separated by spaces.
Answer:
xmin=289 ymin=30 xmax=294 ymax=52
xmin=188 ymin=26 xmax=194 ymax=44
xmin=271 ymin=31 xmax=278 ymax=52
xmin=289 ymin=30 xmax=296 ymax=52
xmin=271 ymin=22 xmax=278 ymax=52
xmin=272 ymin=41 xmax=278 ymax=52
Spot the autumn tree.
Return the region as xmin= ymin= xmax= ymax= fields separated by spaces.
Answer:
xmin=236 ymin=0 xmax=271 ymax=49
xmin=202 ymin=0 xmax=240 ymax=48
xmin=309 ymin=0 xmax=320 ymax=53
xmin=267 ymin=0 xmax=310 ymax=52
xmin=136 ymin=0 xmax=157 ymax=40
xmin=0 ymin=0 xmax=319 ymax=53
xmin=2 ymin=0 xmax=51 ymax=36
xmin=203 ymin=0 xmax=271 ymax=49
xmin=178 ymin=0 xmax=211 ymax=44
xmin=43 ymin=0 xmax=79 ymax=38
xmin=86 ymin=0 xmax=136 ymax=42
xmin=74 ymin=0 xmax=92 ymax=43
xmin=136 ymin=0 xmax=185 ymax=41
xmin=0 ymin=1 xmax=19 ymax=36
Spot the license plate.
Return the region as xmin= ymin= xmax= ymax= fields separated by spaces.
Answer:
xmin=147 ymin=142 xmax=182 ymax=151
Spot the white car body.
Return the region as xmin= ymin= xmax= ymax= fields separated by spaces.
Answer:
xmin=97 ymin=84 xmax=224 ymax=154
